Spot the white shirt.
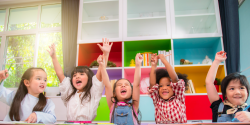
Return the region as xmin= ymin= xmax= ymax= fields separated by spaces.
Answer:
xmin=0 ymin=83 xmax=56 ymax=123
xmin=59 ymin=75 xmax=104 ymax=121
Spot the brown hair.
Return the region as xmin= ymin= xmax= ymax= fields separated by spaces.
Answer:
xmin=110 ymin=78 xmax=141 ymax=125
xmin=65 ymin=66 xmax=94 ymax=103
xmin=9 ymin=67 xmax=47 ymax=121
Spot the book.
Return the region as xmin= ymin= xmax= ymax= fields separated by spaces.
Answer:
xmin=188 ymin=80 xmax=196 ymax=93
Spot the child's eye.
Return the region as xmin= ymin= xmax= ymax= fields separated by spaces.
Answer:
xmin=44 ymin=80 xmax=47 ymax=82
xmin=230 ymin=88 xmax=234 ymax=90
xmin=81 ymin=73 xmax=84 ymax=75
xmin=37 ymin=78 xmax=40 ymax=80
xmin=167 ymin=84 xmax=170 ymax=86
xmin=159 ymin=85 xmax=162 ymax=87
xmin=240 ymin=87 xmax=246 ymax=89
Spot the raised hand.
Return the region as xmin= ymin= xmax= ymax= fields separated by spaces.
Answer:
xmin=151 ymin=53 xmax=158 ymax=67
xmin=135 ymin=53 xmax=143 ymax=66
xmin=215 ymin=51 xmax=227 ymax=63
xmin=97 ymin=55 xmax=105 ymax=67
xmin=158 ymin=53 xmax=171 ymax=62
xmin=47 ymin=43 xmax=56 ymax=59
xmin=25 ymin=113 xmax=37 ymax=123
xmin=97 ymin=38 xmax=113 ymax=54
xmin=0 ymin=69 xmax=8 ymax=81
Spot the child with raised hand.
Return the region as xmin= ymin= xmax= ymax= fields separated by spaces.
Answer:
xmin=47 ymin=38 xmax=112 ymax=121
xmin=149 ymin=53 xmax=188 ymax=124
xmin=206 ymin=51 xmax=250 ymax=122
xmin=100 ymin=53 xmax=142 ymax=125
xmin=0 ymin=68 xmax=56 ymax=123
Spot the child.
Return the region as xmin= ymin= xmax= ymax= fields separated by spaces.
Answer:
xmin=0 ymin=68 xmax=56 ymax=123
xmin=206 ymin=51 xmax=250 ymax=122
xmin=99 ymin=53 xmax=142 ymax=125
xmin=149 ymin=53 xmax=188 ymax=124
xmin=47 ymin=38 xmax=112 ymax=121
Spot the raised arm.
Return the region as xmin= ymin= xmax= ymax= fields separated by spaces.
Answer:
xmin=97 ymin=55 xmax=113 ymax=110
xmin=149 ymin=53 xmax=158 ymax=89
xmin=159 ymin=54 xmax=178 ymax=83
xmin=47 ymin=43 xmax=65 ymax=83
xmin=96 ymin=38 xmax=113 ymax=81
xmin=132 ymin=53 xmax=142 ymax=111
xmin=206 ymin=51 xmax=226 ymax=104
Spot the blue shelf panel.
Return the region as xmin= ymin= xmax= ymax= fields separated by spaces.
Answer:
xmin=173 ymin=37 xmax=222 ymax=65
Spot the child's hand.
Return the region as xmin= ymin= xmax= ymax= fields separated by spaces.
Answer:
xmin=47 ymin=43 xmax=56 ymax=59
xmin=158 ymin=54 xmax=171 ymax=61
xmin=25 ymin=112 xmax=37 ymax=123
xmin=235 ymin=111 xmax=250 ymax=122
xmin=97 ymin=55 xmax=105 ymax=68
xmin=215 ymin=51 xmax=227 ymax=63
xmin=135 ymin=53 xmax=143 ymax=66
xmin=0 ymin=69 xmax=8 ymax=81
xmin=97 ymin=38 xmax=113 ymax=54
xmin=151 ymin=53 xmax=158 ymax=67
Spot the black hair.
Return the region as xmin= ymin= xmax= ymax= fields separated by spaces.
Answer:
xmin=221 ymin=72 xmax=250 ymax=101
xmin=65 ymin=66 xmax=94 ymax=103
xmin=156 ymin=68 xmax=189 ymax=91
xmin=110 ymin=78 xmax=141 ymax=125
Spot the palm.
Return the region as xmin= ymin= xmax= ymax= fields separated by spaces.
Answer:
xmin=151 ymin=54 xmax=158 ymax=66
xmin=47 ymin=44 xmax=56 ymax=58
xmin=101 ymin=44 xmax=111 ymax=53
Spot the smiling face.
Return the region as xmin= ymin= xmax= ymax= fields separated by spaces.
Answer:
xmin=114 ymin=79 xmax=132 ymax=102
xmin=24 ymin=69 xmax=47 ymax=97
xmin=158 ymin=77 xmax=174 ymax=100
xmin=226 ymin=79 xmax=248 ymax=106
xmin=72 ymin=72 xmax=89 ymax=92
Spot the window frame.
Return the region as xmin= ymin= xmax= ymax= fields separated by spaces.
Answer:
xmin=0 ymin=1 xmax=62 ymax=88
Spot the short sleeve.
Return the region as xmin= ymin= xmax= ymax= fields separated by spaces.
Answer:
xmin=59 ymin=77 xmax=73 ymax=105
xmin=171 ymin=79 xmax=185 ymax=103
xmin=148 ymin=84 xmax=159 ymax=105
xmin=210 ymin=98 xmax=223 ymax=122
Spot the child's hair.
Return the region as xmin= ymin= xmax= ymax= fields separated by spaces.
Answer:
xmin=9 ymin=67 xmax=47 ymax=121
xmin=65 ymin=66 xmax=94 ymax=103
xmin=156 ymin=68 xmax=189 ymax=91
xmin=221 ymin=72 xmax=250 ymax=101
xmin=111 ymin=78 xmax=141 ymax=125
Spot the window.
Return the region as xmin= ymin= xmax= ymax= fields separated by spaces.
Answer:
xmin=41 ymin=4 xmax=61 ymax=28
xmin=8 ymin=7 xmax=38 ymax=31
xmin=37 ymin=32 xmax=63 ymax=87
xmin=3 ymin=35 xmax=35 ymax=88
xmin=1 ymin=3 xmax=62 ymax=88
xmin=0 ymin=10 xmax=5 ymax=32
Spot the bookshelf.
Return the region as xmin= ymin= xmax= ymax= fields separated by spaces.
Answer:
xmin=77 ymin=0 xmax=224 ymax=122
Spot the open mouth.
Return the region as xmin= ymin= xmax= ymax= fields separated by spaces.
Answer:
xmin=162 ymin=91 xmax=169 ymax=95
xmin=120 ymin=89 xmax=127 ymax=95
xmin=76 ymin=80 xmax=82 ymax=86
xmin=39 ymin=85 xmax=44 ymax=89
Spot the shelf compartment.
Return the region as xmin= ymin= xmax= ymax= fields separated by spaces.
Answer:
xmin=124 ymin=39 xmax=171 ymax=67
xmin=175 ymin=65 xmax=225 ymax=93
xmin=82 ymin=0 xmax=119 ymax=22
xmin=127 ymin=0 xmax=166 ymax=19
xmin=78 ymin=42 xmax=122 ymax=67
xmin=173 ymin=37 xmax=222 ymax=65
xmin=126 ymin=0 xmax=167 ymax=37
xmin=81 ymin=21 xmax=119 ymax=40
xmin=173 ymin=0 xmax=215 ymax=16
xmin=127 ymin=16 xmax=167 ymax=37
xmin=175 ymin=14 xmax=217 ymax=34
